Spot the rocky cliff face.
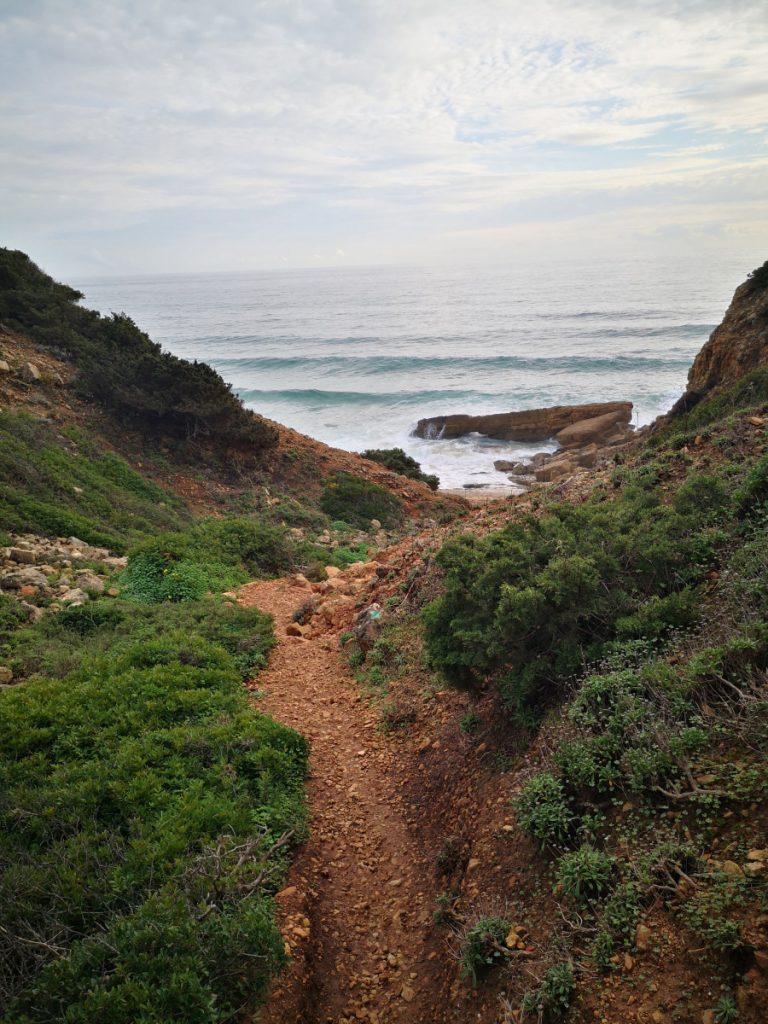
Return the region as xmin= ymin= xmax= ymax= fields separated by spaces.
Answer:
xmin=671 ymin=261 xmax=768 ymax=414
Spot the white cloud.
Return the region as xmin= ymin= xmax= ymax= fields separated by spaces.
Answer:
xmin=1 ymin=0 xmax=766 ymax=273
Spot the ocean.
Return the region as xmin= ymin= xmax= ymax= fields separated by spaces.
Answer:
xmin=76 ymin=256 xmax=752 ymax=490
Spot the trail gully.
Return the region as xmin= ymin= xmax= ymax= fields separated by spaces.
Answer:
xmin=239 ymin=574 xmax=449 ymax=1024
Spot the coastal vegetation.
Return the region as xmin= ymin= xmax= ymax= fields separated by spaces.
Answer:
xmin=361 ymin=447 xmax=440 ymax=490
xmin=0 ymin=249 xmax=277 ymax=460
xmin=320 ymin=471 xmax=405 ymax=529
xmin=2 ymin=251 xmax=767 ymax=1022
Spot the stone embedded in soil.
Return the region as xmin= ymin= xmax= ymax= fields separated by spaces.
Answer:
xmin=635 ymin=923 xmax=652 ymax=950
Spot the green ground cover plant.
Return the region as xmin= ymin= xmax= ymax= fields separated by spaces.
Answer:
xmin=520 ymin=962 xmax=575 ymax=1021
xmin=0 ymin=581 xmax=305 ymax=1023
xmin=321 ymin=472 xmax=405 ymax=530
xmin=0 ymin=411 xmax=190 ymax=550
xmin=122 ymin=517 xmax=294 ymax=602
xmin=423 ymin=449 xmax=735 ymax=719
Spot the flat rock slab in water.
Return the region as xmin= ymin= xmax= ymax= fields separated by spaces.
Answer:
xmin=413 ymin=401 xmax=632 ymax=442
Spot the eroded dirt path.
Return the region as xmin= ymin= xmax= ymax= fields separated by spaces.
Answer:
xmin=239 ymin=577 xmax=449 ymax=1024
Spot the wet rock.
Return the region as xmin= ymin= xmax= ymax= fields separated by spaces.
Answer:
xmin=414 ymin=401 xmax=633 ymax=442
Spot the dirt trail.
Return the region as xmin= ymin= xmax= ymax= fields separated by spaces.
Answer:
xmin=239 ymin=577 xmax=451 ymax=1024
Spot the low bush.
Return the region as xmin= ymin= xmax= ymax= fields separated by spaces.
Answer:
xmin=0 ymin=592 xmax=302 ymax=1022
xmin=361 ymin=447 xmax=439 ymax=490
xmin=520 ymin=962 xmax=575 ymax=1021
xmin=514 ymin=773 xmax=574 ymax=848
xmin=5 ymin=597 xmax=275 ymax=683
xmin=423 ymin=458 xmax=724 ymax=714
xmin=122 ymin=518 xmax=294 ymax=602
xmin=456 ymin=914 xmax=510 ymax=984
xmin=555 ymin=845 xmax=614 ymax=903
xmin=591 ymin=881 xmax=645 ymax=969
xmin=320 ymin=473 xmax=404 ymax=530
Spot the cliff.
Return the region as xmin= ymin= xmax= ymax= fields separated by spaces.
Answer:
xmin=670 ymin=260 xmax=768 ymax=415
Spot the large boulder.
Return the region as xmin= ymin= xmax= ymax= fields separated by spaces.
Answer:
xmin=1 ymin=567 xmax=49 ymax=591
xmin=74 ymin=571 xmax=106 ymax=595
xmin=414 ymin=401 xmax=632 ymax=442
xmin=555 ymin=411 xmax=632 ymax=448
xmin=669 ymin=261 xmax=768 ymax=415
xmin=19 ymin=361 xmax=41 ymax=383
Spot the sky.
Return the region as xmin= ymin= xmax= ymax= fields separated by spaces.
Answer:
xmin=1 ymin=0 xmax=767 ymax=278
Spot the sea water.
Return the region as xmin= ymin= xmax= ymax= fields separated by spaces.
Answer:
xmin=77 ymin=256 xmax=753 ymax=490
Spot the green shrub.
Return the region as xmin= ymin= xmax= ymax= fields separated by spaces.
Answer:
xmin=514 ymin=773 xmax=574 ymax=848
xmin=591 ymin=881 xmax=644 ymax=969
xmin=0 ymin=595 xmax=28 ymax=645
xmin=123 ymin=552 xmax=208 ymax=603
xmin=555 ymin=845 xmax=614 ymax=903
xmin=123 ymin=518 xmax=293 ymax=602
xmin=0 ymin=249 xmax=277 ymax=458
xmin=456 ymin=915 xmax=510 ymax=984
xmin=0 ymin=636 xmax=307 ymax=1021
xmin=713 ymin=993 xmax=739 ymax=1024
xmin=520 ymin=962 xmax=575 ymax=1021
xmin=360 ymin=448 xmax=439 ymax=490
xmin=320 ymin=473 xmax=404 ymax=530
xmin=6 ymin=598 xmax=275 ymax=683
xmin=423 ymin=465 xmax=721 ymax=710
xmin=459 ymin=712 xmax=481 ymax=734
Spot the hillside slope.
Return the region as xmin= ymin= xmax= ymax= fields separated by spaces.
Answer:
xmin=0 ymin=252 xmax=462 ymax=1024
xmin=2 ymin=254 xmax=768 ymax=1024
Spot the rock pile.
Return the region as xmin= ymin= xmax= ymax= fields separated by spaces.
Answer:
xmin=0 ymin=535 xmax=126 ymax=684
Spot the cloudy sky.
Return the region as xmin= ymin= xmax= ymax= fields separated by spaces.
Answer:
xmin=1 ymin=0 xmax=767 ymax=276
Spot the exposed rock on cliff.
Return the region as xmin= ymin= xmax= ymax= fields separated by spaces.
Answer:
xmin=413 ymin=401 xmax=632 ymax=442
xmin=670 ymin=261 xmax=768 ymax=415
